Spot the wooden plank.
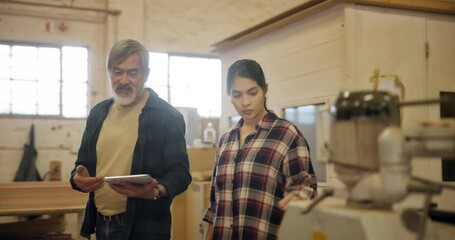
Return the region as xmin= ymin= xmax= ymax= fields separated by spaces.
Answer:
xmin=0 ymin=181 xmax=87 ymax=215
xmin=0 ymin=181 xmax=87 ymax=239
xmin=266 ymin=39 xmax=344 ymax=83
xmin=270 ymin=66 xmax=344 ymax=105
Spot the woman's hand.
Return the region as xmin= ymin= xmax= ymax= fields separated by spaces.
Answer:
xmin=205 ymin=222 xmax=214 ymax=240
xmin=278 ymin=194 xmax=298 ymax=211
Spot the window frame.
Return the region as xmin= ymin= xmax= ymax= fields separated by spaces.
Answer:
xmin=0 ymin=41 xmax=89 ymax=119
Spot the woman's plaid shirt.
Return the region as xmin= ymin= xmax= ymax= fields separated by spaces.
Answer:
xmin=203 ymin=112 xmax=317 ymax=240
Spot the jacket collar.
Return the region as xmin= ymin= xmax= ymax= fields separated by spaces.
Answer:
xmin=143 ymin=88 xmax=161 ymax=110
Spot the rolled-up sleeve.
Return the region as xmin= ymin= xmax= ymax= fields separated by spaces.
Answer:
xmin=283 ymin=133 xmax=317 ymax=199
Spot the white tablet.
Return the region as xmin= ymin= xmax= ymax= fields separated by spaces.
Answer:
xmin=104 ymin=174 xmax=155 ymax=185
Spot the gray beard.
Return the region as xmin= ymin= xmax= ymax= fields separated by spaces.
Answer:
xmin=113 ymin=91 xmax=136 ymax=106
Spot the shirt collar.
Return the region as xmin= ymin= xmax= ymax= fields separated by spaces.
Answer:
xmin=231 ymin=111 xmax=278 ymax=134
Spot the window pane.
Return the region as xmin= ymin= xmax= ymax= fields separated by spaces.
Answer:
xmin=62 ymin=46 xmax=88 ymax=83
xmin=169 ymin=56 xmax=191 ymax=88
xmin=201 ymin=88 xmax=221 ymax=117
xmin=38 ymin=47 xmax=61 ymax=82
xmin=12 ymin=46 xmax=38 ymax=80
xmin=0 ymin=45 xmax=11 ymax=79
xmin=38 ymin=104 xmax=60 ymax=115
xmin=63 ymin=106 xmax=86 ymax=118
xmin=38 ymin=81 xmax=60 ymax=115
xmin=170 ymin=87 xmax=197 ymax=108
xmin=62 ymin=82 xmax=87 ymax=118
xmin=169 ymin=56 xmax=221 ymax=117
xmin=148 ymin=52 xmax=169 ymax=87
xmin=0 ymin=104 xmax=10 ymax=114
xmin=12 ymin=80 xmax=37 ymax=114
xmin=62 ymin=82 xmax=87 ymax=107
xmin=0 ymin=80 xmax=11 ymax=104
xmin=0 ymin=79 xmax=11 ymax=114
xmin=151 ymin=86 xmax=168 ymax=100
xmin=202 ymin=59 xmax=221 ymax=117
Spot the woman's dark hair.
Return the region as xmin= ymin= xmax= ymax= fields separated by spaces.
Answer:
xmin=226 ymin=59 xmax=267 ymax=95
xmin=226 ymin=59 xmax=268 ymax=110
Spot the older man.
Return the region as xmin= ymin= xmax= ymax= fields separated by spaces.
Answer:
xmin=70 ymin=39 xmax=191 ymax=240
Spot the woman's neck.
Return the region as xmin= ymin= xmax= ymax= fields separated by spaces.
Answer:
xmin=243 ymin=110 xmax=267 ymax=129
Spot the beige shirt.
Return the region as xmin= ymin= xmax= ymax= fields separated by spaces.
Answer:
xmin=95 ymin=91 xmax=148 ymax=216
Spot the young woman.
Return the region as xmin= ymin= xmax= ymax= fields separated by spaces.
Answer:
xmin=203 ymin=59 xmax=317 ymax=240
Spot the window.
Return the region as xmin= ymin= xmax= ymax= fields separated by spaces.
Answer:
xmin=147 ymin=52 xmax=221 ymax=118
xmin=0 ymin=42 xmax=88 ymax=118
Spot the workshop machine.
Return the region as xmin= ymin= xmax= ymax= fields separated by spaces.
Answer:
xmin=278 ymin=90 xmax=455 ymax=240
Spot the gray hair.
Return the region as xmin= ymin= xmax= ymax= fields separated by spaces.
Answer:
xmin=107 ymin=39 xmax=149 ymax=74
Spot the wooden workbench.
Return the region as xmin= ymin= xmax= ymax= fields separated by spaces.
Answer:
xmin=0 ymin=181 xmax=87 ymax=239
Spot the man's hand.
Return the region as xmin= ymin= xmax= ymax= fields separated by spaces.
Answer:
xmin=73 ymin=165 xmax=104 ymax=192
xmin=108 ymin=179 xmax=161 ymax=200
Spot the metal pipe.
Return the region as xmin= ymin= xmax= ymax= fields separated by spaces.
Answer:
xmin=399 ymin=95 xmax=451 ymax=107
xmin=416 ymin=193 xmax=433 ymax=240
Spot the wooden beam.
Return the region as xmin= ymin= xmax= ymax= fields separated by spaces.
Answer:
xmin=212 ymin=0 xmax=337 ymax=53
xmin=349 ymin=0 xmax=455 ymax=15
xmin=211 ymin=0 xmax=455 ymax=53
